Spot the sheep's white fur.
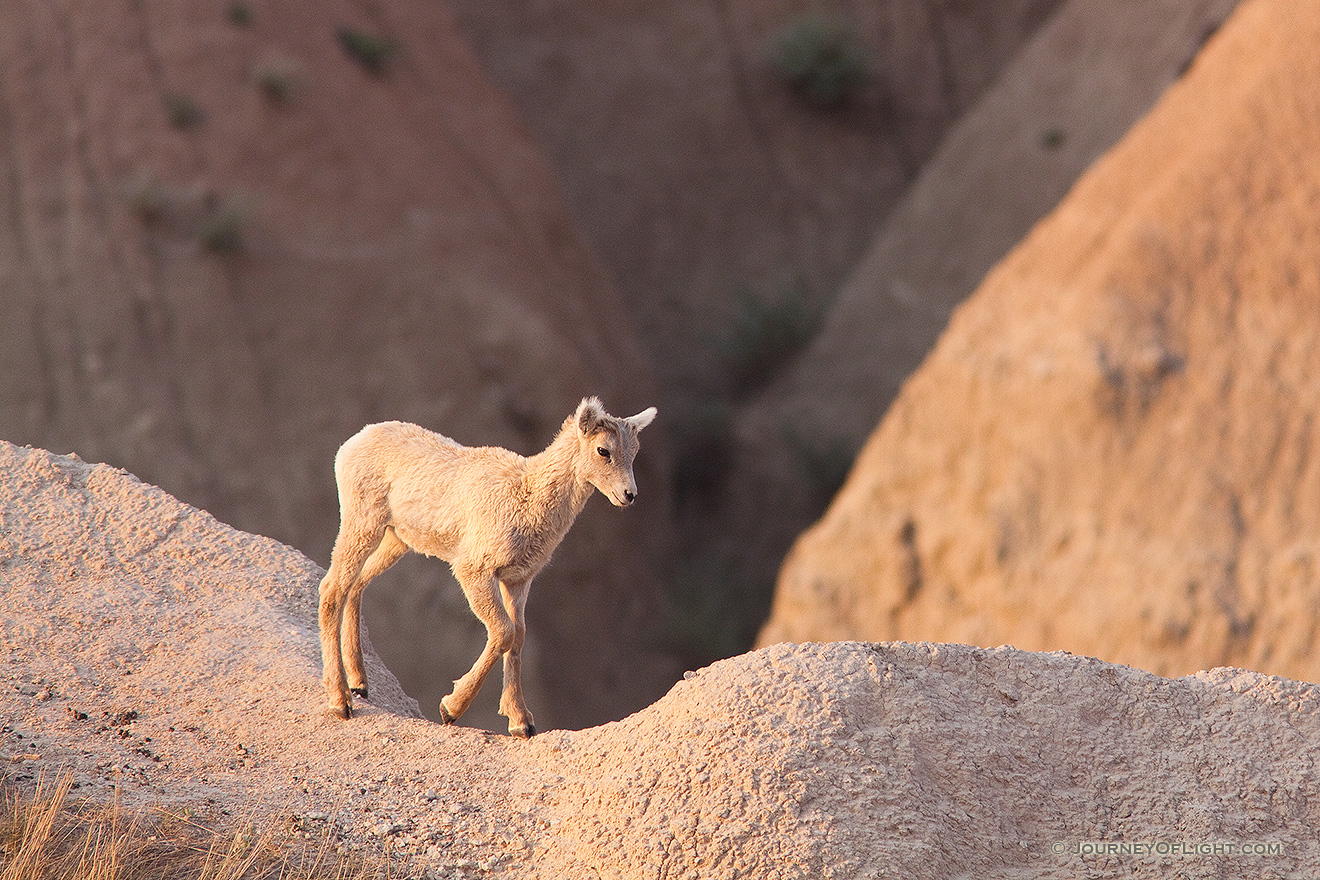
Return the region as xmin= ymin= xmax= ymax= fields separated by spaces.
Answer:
xmin=317 ymin=397 xmax=656 ymax=737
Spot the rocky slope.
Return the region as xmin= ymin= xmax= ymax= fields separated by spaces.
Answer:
xmin=718 ymin=0 xmax=1241 ymax=618
xmin=446 ymin=0 xmax=1063 ymax=392
xmin=2 ymin=443 xmax=1317 ymax=879
xmin=763 ymin=0 xmax=1320 ymax=686
xmin=749 ymin=0 xmax=1240 ymax=448
xmin=0 ymin=0 xmax=674 ymax=730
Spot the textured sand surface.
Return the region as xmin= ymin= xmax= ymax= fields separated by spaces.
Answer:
xmin=3 ymin=443 xmax=1317 ymax=878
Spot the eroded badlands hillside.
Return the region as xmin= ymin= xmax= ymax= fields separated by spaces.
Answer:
xmin=447 ymin=0 xmax=1063 ymax=389
xmin=721 ymin=0 xmax=1240 ymax=614
xmin=763 ymin=0 xmax=1320 ymax=685
xmin=2 ymin=444 xmax=1318 ymax=879
xmin=0 ymin=0 xmax=673 ymax=730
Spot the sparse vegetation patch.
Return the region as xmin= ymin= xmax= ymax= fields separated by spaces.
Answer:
xmin=253 ymin=58 xmax=298 ymax=104
xmin=164 ymin=93 xmax=205 ymax=129
xmin=717 ymin=279 xmax=822 ymax=397
xmin=669 ymin=399 xmax=735 ymax=509
xmin=768 ymin=13 xmax=872 ymax=108
xmin=337 ymin=28 xmax=397 ymax=75
xmin=783 ymin=425 xmax=855 ymax=501
xmin=656 ymin=550 xmax=747 ymax=667
xmin=200 ymin=200 xmax=248 ymax=254
xmin=0 ymin=772 xmax=382 ymax=880
xmin=226 ymin=2 xmax=253 ymax=27
xmin=1041 ymin=127 xmax=1066 ymax=150
xmin=124 ymin=176 xmax=255 ymax=256
xmin=126 ymin=174 xmax=173 ymax=224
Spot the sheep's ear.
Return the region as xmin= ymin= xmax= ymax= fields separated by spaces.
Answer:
xmin=625 ymin=407 xmax=657 ymax=431
xmin=576 ymin=397 xmax=607 ymax=434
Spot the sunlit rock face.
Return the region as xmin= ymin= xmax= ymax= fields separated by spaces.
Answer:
xmin=763 ymin=0 xmax=1320 ymax=686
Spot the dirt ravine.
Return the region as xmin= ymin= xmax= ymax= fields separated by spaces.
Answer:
xmin=3 ymin=443 xmax=1318 ymax=879
xmin=446 ymin=0 xmax=1063 ymax=393
xmin=717 ymin=0 xmax=1241 ymax=617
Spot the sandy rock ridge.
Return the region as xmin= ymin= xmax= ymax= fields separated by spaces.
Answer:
xmin=3 ymin=443 xmax=1319 ymax=879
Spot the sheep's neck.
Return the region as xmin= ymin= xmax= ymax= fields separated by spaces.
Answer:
xmin=523 ymin=424 xmax=593 ymax=528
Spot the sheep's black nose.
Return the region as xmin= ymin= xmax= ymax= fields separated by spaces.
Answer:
xmin=624 ymin=490 xmax=636 ymax=504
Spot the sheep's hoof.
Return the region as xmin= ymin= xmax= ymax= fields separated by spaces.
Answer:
xmin=509 ymin=723 xmax=536 ymax=739
xmin=438 ymin=700 xmax=456 ymax=725
xmin=350 ymin=686 xmax=369 ymax=699
xmin=331 ymin=702 xmax=353 ymax=720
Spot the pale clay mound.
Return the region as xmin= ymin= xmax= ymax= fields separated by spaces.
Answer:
xmin=3 ymin=443 xmax=1319 ymax=879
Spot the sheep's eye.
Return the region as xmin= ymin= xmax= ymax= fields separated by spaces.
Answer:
xmin=597 ymin=447 xmax=611 ymax=461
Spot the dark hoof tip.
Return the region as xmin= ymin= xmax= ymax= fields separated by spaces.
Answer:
xmin=510 ymin=723 xmax=536 ymax=739
xmin=333 ymin=703 xmax=353 ymax=720
xmin=438 ymin=701 xmax=456 ymax=725
xmin=350 ymin=686 xmax=368 ymax=698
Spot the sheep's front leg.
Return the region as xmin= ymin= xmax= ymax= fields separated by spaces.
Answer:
xmin=499 ymin=578 xmax=535 ymax=738
xmin=318 ymin=570 xmax=352 ymax=718
xmin=440 ymin=567 xmax=514 ymax=728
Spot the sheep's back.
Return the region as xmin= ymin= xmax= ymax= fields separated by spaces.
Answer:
xmin=340 ymin=421 xmax=527 ymax=561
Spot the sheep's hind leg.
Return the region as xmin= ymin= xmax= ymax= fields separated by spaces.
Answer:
xmin=440 ymin=568 xmax=513 ymax=728
xmin=318 ymin=520 xmax=386 ymax=719
xmin=341 ymin=527 xmax=407 ymax=699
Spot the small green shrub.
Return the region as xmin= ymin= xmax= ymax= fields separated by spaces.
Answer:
xmin=127 ymin=175 xmax=172 ymax=224
xmin=200 ymin=201 xmax=247 ymax=254
xmin=768 ymin=13 xmax=872 ymax=108
xmin=783 ymin=426 xmax=856 ymax=502
xmin=253 ymin=59 xmax=298 ymax=104
xmin=226 ymin=2 xmax=253 ymax=27
xmin=669 ymin=399 xmax=735 ymax=510
xmin=164 ymin=94 xmax=205 ymax=129
xmin=717 ymin=280 xmax=822 ymax=397
xmin=1040 ymin=127 xmax=1066 ymax=150
xmin=656 ymin=552 xmax=748 ymax=667
xmin=337 ymin=27 xmax=397 ymax=75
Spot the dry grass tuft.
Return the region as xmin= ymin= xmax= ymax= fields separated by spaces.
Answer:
xmin=0 ymin=773 xmax=387 ymax=880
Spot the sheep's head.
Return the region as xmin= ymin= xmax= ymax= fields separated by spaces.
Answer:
xmin=575 ymin=397 xmax=657 ymax=507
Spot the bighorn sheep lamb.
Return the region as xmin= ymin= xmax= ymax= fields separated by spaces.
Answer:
xmin=318 ymin=397 xmax=656 ymax=737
